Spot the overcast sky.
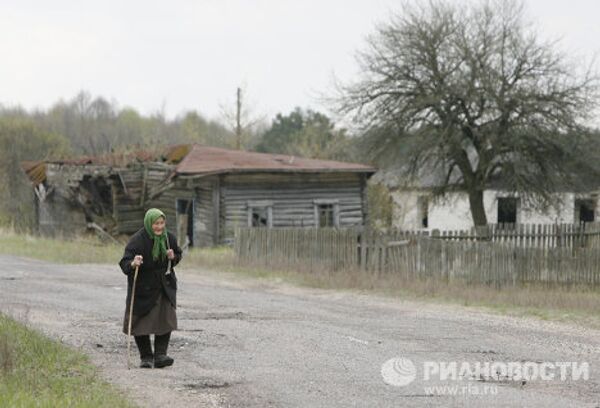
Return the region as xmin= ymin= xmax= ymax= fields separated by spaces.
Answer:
xmin=1 ymin=0 xmax=599 ymax=122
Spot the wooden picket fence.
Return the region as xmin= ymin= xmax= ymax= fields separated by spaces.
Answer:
xmin=234 ymin=227 xmax=360 ymax=272
xmin=395 ymin=222 xmax=600 ymax=249
xmin=233 ymin=226 xmax=600 ymax=287
xmin=385 ymin=238 xmax=600 ymax=287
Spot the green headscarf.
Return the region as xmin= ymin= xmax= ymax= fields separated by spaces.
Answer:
xmin=143 ymin=208 xmax=168 ymax=261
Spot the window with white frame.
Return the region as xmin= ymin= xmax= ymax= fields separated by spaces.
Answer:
xmin=247 ymin=200 xmax=273 ymax=228
xmin=314 ymin=199 xmax=339 ymax=227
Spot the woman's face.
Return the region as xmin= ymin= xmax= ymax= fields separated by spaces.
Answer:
xmin=152 ymin=216 xmax=166 ymax=236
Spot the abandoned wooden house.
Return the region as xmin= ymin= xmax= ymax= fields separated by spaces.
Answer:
xmin=22 ymin=144 xmax=377 ymax=247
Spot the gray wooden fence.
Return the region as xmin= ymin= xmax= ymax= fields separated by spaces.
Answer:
xmin=234 ymin=227 xmax=359 ymax=272
xmin=392 ymin=222 xmax=600 ymax=249
xmin=233 ymin=226 xmax=600 ymax=287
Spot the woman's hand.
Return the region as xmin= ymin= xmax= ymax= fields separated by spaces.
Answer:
xmin=131 ymin=255 xmax=143 ymax=268
xmin=166 ymin=249 xmax=175 ymax=260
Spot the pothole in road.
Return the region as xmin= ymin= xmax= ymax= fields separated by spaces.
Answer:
xmin=184 ymin=378 xmax=231 ymax=390
xmin=171 ymin=338 xmax=201 ymax=348
xmin=474 ymin=375 xmax=528 ymax=388
xmin=181 ymin=311 xmax=277 ymax=321
xmin=462 ymin=349 xmax=498 ymax=355
xmin=195 ymin=311 xmax=248 ymax=320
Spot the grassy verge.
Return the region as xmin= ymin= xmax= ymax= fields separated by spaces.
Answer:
xmin=0 ymin=313 xmax=135 ymax=407
xmin=0 ymin=229 xmax=122 ymax=264
xmin=1 ymin=229 xmax=599 ymax=328
xmin=226 ymin=263 xmax=600 ymax=327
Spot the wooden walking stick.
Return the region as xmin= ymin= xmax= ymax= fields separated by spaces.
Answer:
xmin=127 ymin=264 xmax=140 ymax=370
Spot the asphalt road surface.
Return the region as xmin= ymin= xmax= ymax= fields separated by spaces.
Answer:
xmin=1 ymin=254 xmax=599 ymax=407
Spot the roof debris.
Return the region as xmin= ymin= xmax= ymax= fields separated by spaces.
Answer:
xmin=21 ymin=143 xmax=376 ymax=186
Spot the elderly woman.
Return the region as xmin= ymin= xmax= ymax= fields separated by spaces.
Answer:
xmin=119 ymin=208 xmax=182 ymax=368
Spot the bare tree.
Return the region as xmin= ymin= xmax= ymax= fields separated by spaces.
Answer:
xmin=339 ymin=0 xmax=600 ymax=226
xmin=220 ymin=85 xmax=267 ymax=149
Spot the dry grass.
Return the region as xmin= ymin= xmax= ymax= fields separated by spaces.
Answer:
xmin=184 ymin=244 xmax=236 ymax=270
xmin=0 ymin=227 xmax=122 ymax=264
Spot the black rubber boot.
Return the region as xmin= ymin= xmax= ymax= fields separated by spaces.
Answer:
xmin=134 ymin=335 xmax=154 ymax=368
xmin=153 ymin=331 xmax=174 ymax=368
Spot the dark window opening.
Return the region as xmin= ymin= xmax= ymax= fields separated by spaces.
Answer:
xmin=81 ymin=176 xmax=113 ymax=218
xmin=575 ymin=199 xmax=595 ymax=223
xmin=176 ymin=199 xmax=194 ymax=247
xmin=317 ymin=204 xmax=335 ymax=227
xmin=417 ymin=196 xmax=429 ymax=228
xmin=251 ymin=207 xmax=269 ymax=227
xmin=497 ymin=197 xmax=518 ymax=224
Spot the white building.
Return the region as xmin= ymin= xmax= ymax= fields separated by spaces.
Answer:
xmin=372 ymin=170 xmax=598 ymax=231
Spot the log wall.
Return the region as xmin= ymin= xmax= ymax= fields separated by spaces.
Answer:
xmin=39 ymin=164 xmax=371 ymax=248
xmin=219 ymin=172 xmax=367 ymax=244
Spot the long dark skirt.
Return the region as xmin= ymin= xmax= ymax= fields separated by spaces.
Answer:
xmin=122 ymin=290 xmax=177 ymax=336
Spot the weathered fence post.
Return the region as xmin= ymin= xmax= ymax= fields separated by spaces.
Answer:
xmin=360 ymin=227 xmax=367 ymax=271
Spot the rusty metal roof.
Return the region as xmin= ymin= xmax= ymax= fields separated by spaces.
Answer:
xmin=21 ymin=144 xmax=376 ymax=186
xmin=44 ymin=144 xmax=191 ymax=167
xmin=21 ymin=161 xmax=46 ymax=186
xmin=175 ymin=144 xmax=377 ymax=175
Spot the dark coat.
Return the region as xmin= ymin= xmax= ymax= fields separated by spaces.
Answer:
xmin=118 ymin=228 xmax=182 ymax=317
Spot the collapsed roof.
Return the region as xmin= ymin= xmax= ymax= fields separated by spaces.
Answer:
xmin=22 ymin=143 xmax=377 ymax=187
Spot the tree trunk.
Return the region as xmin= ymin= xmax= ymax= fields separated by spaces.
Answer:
xmin=468 ymin=189 xmax=488 ymax=226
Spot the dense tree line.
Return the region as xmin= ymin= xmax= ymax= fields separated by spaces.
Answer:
xmin=1 ymin=90 xmax=236 ymax=156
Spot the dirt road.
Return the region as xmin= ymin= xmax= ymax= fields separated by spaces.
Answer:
xmin=1 ymin=254 xmax=599 ymax=407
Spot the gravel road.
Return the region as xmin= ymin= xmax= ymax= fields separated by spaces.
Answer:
xmin=1 ymin=254 xmax=599 ymax=407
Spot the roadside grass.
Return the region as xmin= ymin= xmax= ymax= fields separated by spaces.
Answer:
xmin=0 ymin=313 xmax=135 ymax=407
xmin=1 ymin=228 xmax=599 ymax=328
xmin=0 ymin=228 xmax=122 ymax=264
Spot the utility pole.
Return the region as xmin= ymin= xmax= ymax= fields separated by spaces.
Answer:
xmin=236 ymin=87 xmax=242 ymax=149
